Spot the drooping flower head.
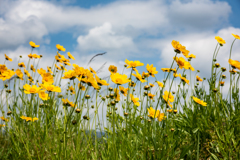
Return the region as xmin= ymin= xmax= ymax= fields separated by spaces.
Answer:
xmin=196 ymin=75 xmax=203 ymax=82
xmin=132 ymin=68 xmax=146 ymax=83
xmin=156 ymin=81 xmax=163 ymax=87
xmin=29 ymin=41 xmax=40 ymax=48
xmin=95 ymin=75 xmax=109 ymax=86
xmin=56 ymin=44 xmax=66 ymax=52
xmin=215 ymin=36 xmax=226 ymax=45
xmin=4 ymin=54 xmax=12 ymax=61
xmin=229 ymin=59 xmax=240 ymax=70
xmin=67 ymin=52 xmax=75 ymax=60
xmin=16 ymin=69 xmax=23 ymax=80
xmin=232 ymin=33 xmax=240 ymax=40
xmin=192 ymin=96 xmax=207 ymax=106
xmin=179 ymin=74 xmax=189 ymax=85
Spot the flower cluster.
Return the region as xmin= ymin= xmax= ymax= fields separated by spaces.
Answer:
xmin=20 ymin=116 xmax=38 ymax=122
xmin=147 ymin=107 xmax=165 ymax=121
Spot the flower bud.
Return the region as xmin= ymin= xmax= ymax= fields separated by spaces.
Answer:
xmin=85 ymin=95 xmax=90 ymax=99
xmin=221 ymin=67 xmax=226 ymax=72
xmin=72 ymin=120 xmax=77 ymax=125
xmin=144 ymin=85 xmax=150 ymax=90
xmin=75 ymin=109 xmax=81 ymax=113
xmin=215 ymin=63 xmax=220 ymax=68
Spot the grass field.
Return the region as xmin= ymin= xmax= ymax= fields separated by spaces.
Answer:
xmin=1 ymin=35 xmax=240 ymax=159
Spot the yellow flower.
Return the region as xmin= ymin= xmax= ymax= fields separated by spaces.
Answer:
xmin=32 ymin=53 xmax=40 ymax=59
xmin=18 ymin=62 xmax=26 ymax=68
xmin=186 ymin=54 xmax=196 ymax=59
xmin=173 ymin=57 xmax=194 ymax=71
xmin=55 ymin=56 xmax=63 ymax=63
xmin=59 ymin=64 xmax=67 ymax=71
xmin=55 ymin=64 xmax=62 ymax=70
xmin=148 ymin=93 xmax=155 ymax=99
xmin=28 ymin=53 xmax=33 ymax=59
xmin=110 ymin=73 xmax=131 ymax=85
xmin=232 ymin=33 xmax=240 ymax=40
xmin=163 ymin=91 xmax=174 ymax=103
xmin=229 ymin=59 xmax=240 ymax=70
xmin=29 ymin=41 xmax=40 ymax=48
xmin=4 ymin=54 xmax=12 ymax=61
xmin=0 ymin=69 xmax=15 ymax=81
xmin=192 ymin=96 xmax=207 ymax=106
xmin=69 ymin=86 xmax=75 ymax=94
xmin=67 ymin=52 xmax=75 ymax=60
xmin=147 ymin=107 xmax=165 ymax=121
xmin=41 ymin=73 xmax=54 ymax=84
xmin=0 ymin=124 xmax=5 ymax=127
xmin=56 ymin=44 xmax=66 ymax=52
xmin=181 ymin=48 xmax=190 ymax=58
xmin=62 ymin=98 xmax=76 ymax=108
xmin=38 ymin=90 xmax=49 ymax=100
xmin=24 ymin=69 xmax=30 ymax=77
xmin=78 ymin=83 xmax=86 ymax=91
xmin=30 ymin=65 xmax=35 ymax=72
xmin=148 ymin=107 xmax=159 ymax=118
xmin=173 ymin=73 xmax=179 ymax=78
xmin=47 ymin=66 xmax=53 ymax=74
xmin=89 ymin=67 xmax=96 ymax=74
xmin=146 ymin=64 xmax=158 ymax=77
xmin=171 ymin=40 xmax=182 ymax=51
xmin=167 ymin=109 xmax=173 ymax=113
xmin=39 ymin=83 xmax=61 ymax=92
xmin=114 ymin=88 xmax=120 ymax=101
xmin=95 ymin=75 xmax=109 ymax=86
xmin=157 ymin=113 xmax=165 ymax=122
xmin=179 ymin=74 xmax=189 ymax=85
xmin=84 ymin=76 xmax=100 ymax=90
xmin=161 ymin=68 xmax=171 ymax=72
xmin=119 ymin=86 xmax=128 ymax=96
xmin=156 ymin=81 xmax=163 ymax=87
xmin=0 ymin=116 xmax=9 ymax=122
xmin=64 ymin=62 xmax=71 ymax=66
xmin=108 ymin=65 xmax=117 ymax=74
xmin=125 ymin=59 xmax=144 ymax=68
xmin=142 ymin=71 xmax=149 ymax=78
xmin=196 ymin=75 xmax=203 ymax=81
xmin=21 ymin=116 xmax=38 ymax=122
xmin=130 ymin=94 xmax=140 ymax=106
xmin=16 ymin=69 xmax=23 ymax=80
xmin=215 ymin=36 xmax=226 ymax=45
xmin=220 ymin=81 xmax=225 ymax=86
xmin=149 ymin=83 xmax=154 ymax=87
xmin=37 ymin=68 xmax=46 ymax=75
xmin=0 ymin=64 xmax=8 ymax=73
xmin=132 ymin=68 xmax=146 ymax=83
xmin=23 ymin=84 xmax=41 ymax=94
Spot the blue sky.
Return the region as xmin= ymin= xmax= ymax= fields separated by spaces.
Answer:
xmin=0 ymin=0 xmax=240 ymax=91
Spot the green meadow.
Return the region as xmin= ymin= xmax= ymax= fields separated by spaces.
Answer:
xmin=1 ymin=35 xmax=240 ymax=159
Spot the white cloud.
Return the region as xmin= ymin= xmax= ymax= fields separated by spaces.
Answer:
xmin=0 ymin=0 xmax=232 ymax=51
xmin=167 ymin=0 xmax=231 ymax=32
xmin=76 ymin=22 xmax=136 ymax=57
